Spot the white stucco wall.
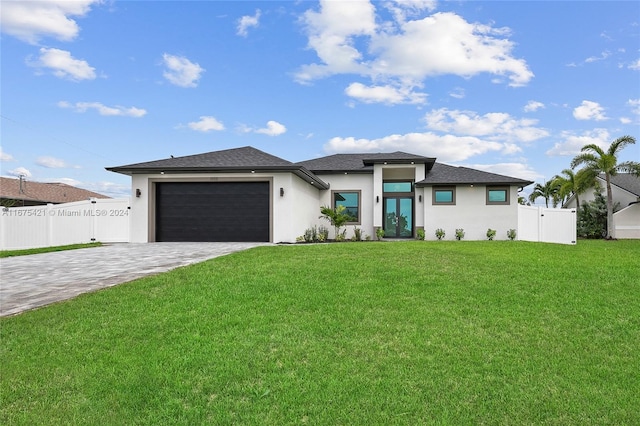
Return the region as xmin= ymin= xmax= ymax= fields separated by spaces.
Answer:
xmin=423 ymin=185 xmax=520 ymax=240
xmin=613 ymin=203 xmax=640 ymax=239
xmin=316 ymin=174 xmax=375 ymax=240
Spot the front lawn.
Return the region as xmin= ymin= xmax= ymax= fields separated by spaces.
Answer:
xmin=1 ymin=241 xmax=638 ymax=424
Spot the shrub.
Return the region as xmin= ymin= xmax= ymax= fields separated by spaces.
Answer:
xmin=416 ymin=228 xmax=425 ymax=240
xmin=507 ymin=229 xmax=517 ymax=241
xmin=353 ymin=227 xmax=362 ymax=241
xmin=376 ymin=228 xmax=385 ymax=240
xmin=486 ymin=228 xmax=496 ymax=240
xmin=318 ymin=226 xmax=329 ymax=242
xmin=435 ymin=228 xmax=445 ymax=240
xmin=455 ymin=228 xmax=465 ymax=240
xmin=303 ymin=226 xmax=317 ymax=243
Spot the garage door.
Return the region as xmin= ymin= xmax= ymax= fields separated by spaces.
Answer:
xmin=156 ymin=182 xmax=270 ymax=242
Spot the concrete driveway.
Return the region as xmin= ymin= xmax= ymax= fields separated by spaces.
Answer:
xmin=0 ymin=242 xmax=268 ymax=317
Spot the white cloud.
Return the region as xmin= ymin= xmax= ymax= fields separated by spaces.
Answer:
xmin=237 ymin=9 xmax=261 ymax=37
xmin=187 ymin=116 xmax=225 ymax=132
xmin=36 ymin=156 xmax=68 ymax=168
xmin=162 ymin=53 xmax=205 ymax=88
xmin=43 ymin=177 xmax=83 ymax=186
xmin=384 ymin=0 xmax=437 ymax=23
xmin=324 ymin=132 xmax=503 ymax=162
xmin=0 ymin=147 xmax=15 ymax=162
xmin=629 ymin=59 xmax=640 ymax=70
xmin=584 ymin=50 xmax=611 ymax=63
xmin=29 ymin=48 xmax=96 ymax=81
xmin=524 ymin=100 xmax=545 ymax=112
xmin=0 ymin=0 xmax=100 ymax=44
xmin=546 ymin=128 xmax=610 ymax=157
xmin=628 ymin=98 xmax=640 ymax=116
xmin=573 ymin=100 xmax=607 ymax=121
xmin=7 ymin=167 xmax=32 ymax=178
xmin=423 ymin=108 xmax=549 ymax=142
xmin=465 ymin=162 xmax=543 ymax=182
xmin=256 ymin=120 xmax=287 ymax=136
xmin=58 ymin=101 xmax=147 ymax=117
xmin=295 ymin=3 xmax=533 ymax=101
xmin=344 ymin=82 xmax=426 ymax=104
xmin=449 ymin=87 xmax=465 ymax=99
xmin=620 ymin=117 xmax=632 ymax=124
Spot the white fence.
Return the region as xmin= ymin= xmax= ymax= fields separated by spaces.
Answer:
xmin=0 ymin=198 xmax=130 ymax=250
xmin=518 ymin=205 xmax=577 ymax=245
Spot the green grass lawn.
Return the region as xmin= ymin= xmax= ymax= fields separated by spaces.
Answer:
xmin=0 ymin=242 xmax=102 ymax=258
xmin=1 ymin=241 xmax=639 ymax=424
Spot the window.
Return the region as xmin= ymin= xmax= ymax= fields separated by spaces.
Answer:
xmin=432 ymin=187 xmax=456 ymax=205
xmin=383 ymin=182 xmax=413 ymax=193
xmin=333 ymin=190 xmax=360 ymax=224
xmin=486 ymin=186 xmax=509 ymax=205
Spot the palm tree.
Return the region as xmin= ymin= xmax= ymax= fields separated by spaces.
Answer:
xmin=528 ymin=180 xmax=560 ymax=208
xmin=570 ymin=135 xmax=640 ymax=239
xmin=552 ymin=168 xmax=596 ymax=211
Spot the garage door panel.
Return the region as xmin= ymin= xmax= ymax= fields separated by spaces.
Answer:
xmin=156 ymin=182 xmax=270 ymax=242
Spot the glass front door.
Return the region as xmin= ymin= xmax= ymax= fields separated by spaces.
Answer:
xmin=383 ymin=197 xmax=413 ymax=238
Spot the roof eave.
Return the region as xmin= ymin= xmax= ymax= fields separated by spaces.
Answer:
xmin=105 ymin=165 xmax=330 ymax=190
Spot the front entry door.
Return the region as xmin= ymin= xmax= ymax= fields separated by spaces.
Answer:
xmin=383 ymin=197 xmax=413 ymax=238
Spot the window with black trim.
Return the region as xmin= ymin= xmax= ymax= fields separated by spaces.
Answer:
xmin=333 ymin=190 xmax=361 ymax=224
xmin=432 ymin=187 xmax=456 ymax=205
xmin=486 ymin=186 xmax=509 ymax=205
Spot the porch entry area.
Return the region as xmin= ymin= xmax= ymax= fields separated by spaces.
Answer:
xmin=382 ymin=181 xmax=414 ymax=238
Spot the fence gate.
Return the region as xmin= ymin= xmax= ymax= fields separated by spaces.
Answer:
xmin=518 ymin=205 xmax=576 ymax=245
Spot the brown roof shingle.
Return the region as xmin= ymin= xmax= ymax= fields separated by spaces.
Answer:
xmin=0 ymin=177 xmax=110 ymax=204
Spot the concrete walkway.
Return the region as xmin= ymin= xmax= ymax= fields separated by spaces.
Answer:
xmin=0 ymin=242 xmax=268 ymax=317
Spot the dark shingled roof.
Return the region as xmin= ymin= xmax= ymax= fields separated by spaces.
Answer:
xmin=606 ymin=173 xmax=640 ymax=196
xmin=107 ymin=146 xmax=533 ymax=188
xmin=416 ymin=163 xmax=533 ymax=187
xmin=107 ymin=146 xmax=329 ymax=189
xmin=296 ymin=152 xmax=435 ymax=173
xmin=0 ymin=177 xmax=110 ymax=205
xmin=107 ymin=146 xmax=293 ymax=171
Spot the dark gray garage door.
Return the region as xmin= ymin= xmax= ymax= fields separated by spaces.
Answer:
xmin=156 ymin=182 xmax=270 ymax=242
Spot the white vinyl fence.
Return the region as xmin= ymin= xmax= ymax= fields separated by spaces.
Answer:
xmin=518 ymin=205 xmax=577 ymax=245
xmin=0 ymin=198 xmax=130 ymax=250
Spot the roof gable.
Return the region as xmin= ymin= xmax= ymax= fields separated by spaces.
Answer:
xmin=598 ymin=173 xmax=640 ymax=196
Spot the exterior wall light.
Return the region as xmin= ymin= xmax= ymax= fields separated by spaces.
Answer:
xmin=136 ymin=189 xmax=142 ymax=198
xmin=280 ymin=187 xmax=284 ymax=197
xmin=418 ymin=195 xmax=422 ymax=202
xmin=376 ymin=196 xmax=379 ymax=203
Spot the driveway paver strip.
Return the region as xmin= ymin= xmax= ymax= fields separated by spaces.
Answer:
xmin=0 ymin=242 xmax=267 ymax=317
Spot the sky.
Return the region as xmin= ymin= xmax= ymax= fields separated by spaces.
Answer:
xmin=1 ymin=0 xmax=639 ymax=199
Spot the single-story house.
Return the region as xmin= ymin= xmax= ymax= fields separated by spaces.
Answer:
xmin=564 ymin=173 xmax=640 ymax=210
xmin=0 ymin=176 xmax=110 ymax=207
xmin=564 ymin=173 xmax=640 ymax=239
xmin=106 ymin=146 xmax=533 ymax=243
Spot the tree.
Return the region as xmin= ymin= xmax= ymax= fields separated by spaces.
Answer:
xmin=528 ymin=180 xmax=560 ymax=207
xmin=552 ymin=168 xmax=596 ymax=211
xmin=570 ymin=135 xmax=640 ymax=239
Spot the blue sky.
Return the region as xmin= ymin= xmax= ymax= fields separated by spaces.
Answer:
xmin=1 ymin=0 xmax=639 ymax=199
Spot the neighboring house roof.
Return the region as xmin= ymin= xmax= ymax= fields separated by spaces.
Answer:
xmin=296 ymin=152 xmax=436 ymax=173
xmin=106 ymin=146 xmax=330 ymax=189
xmin=416 ymin=163 xmax=532 ymax=187
xmin=600 ymin=173 xmax=640 ymax=196
xmin=107 ymin=146 xmax=532 ymax=188
xmin=0 ymin=177 xmax=110 ymax=204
